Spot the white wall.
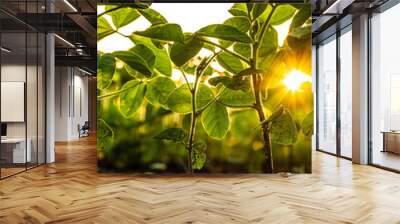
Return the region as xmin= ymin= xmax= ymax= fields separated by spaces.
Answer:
xmin=55 ymin=67 xmax=89 ymax=141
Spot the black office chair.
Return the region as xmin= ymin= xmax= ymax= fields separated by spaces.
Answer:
xmin=78 ymin=121 xmax=90 ymax=138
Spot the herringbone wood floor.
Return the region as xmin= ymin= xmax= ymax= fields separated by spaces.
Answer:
xmin=1 ymin=136 xmax=400 ymax=224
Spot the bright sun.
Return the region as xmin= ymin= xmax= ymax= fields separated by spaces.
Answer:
xmin=283 ymin=70 xmax=311 ymax=92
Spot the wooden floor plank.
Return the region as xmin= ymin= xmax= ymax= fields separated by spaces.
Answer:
xmin=0 ymin=136 xmax=400 ymax=223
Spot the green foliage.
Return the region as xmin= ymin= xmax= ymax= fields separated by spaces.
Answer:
xmin=97 ymin=119 xmax=114 ymax=151
xmin=130 ymin=35 xmax=172 ymax=76
xmin=154 ymin=128 xmax=187 ymax=142
xmin=270 ymin=5 xmax=297 ymax=25
xmin=110 ymin=7 xmax=140 ymax=28
xmin=197 ymin=24 xmax=252 ymax=43
xmin=119 ymin=80 xmax=146 ymax=117
xmin=217 ymin=52 xmax=245 ymax=75
xmin=113 ymin=51 xmax=153 ymax=77
xmin=269 ymin=108 xmax=297 ymax=145
xmin=192 ymin=140 xmax=207 ymax=170
xmin=290 ymin=5 xmax=311 ymax=31
xmin=97 ymin=17 xmax=114 ymax=41
xmin=301 ymin=111 xmax=314 ymax=136
xmin=166 ymin=84 xmax=214 ymax=114
xmin=97 ymin=3 xmax=312 ymax=173
xmin=134 ymin=23 xmax=184 ymax=42
xmin=170 ymin=35 xmax=204 ymax=67
xmin=202 ymin=102 xmax=229 ymax=139
xmin=145 ymin=76 xmax=176 ymax=108
xmin=208 ymin=76 xmax=251 ymax=92
xmin=251 ymin=4 xmax=268 ymax=20
xmin=97 ymin=54 xmax=115 ymax=90
xmin=138 ymin=8 xmax=168 ymax=24
xmin=219 ymin=89 xmax=255 ymax=107
xmin=228 ymin=3 xmax=248 ymax=16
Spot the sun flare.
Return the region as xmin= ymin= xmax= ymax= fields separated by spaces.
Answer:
xmin=283 ymin=70 xmax=311 ymax=92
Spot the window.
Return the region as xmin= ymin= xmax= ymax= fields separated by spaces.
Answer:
xmin=317 ymin=36 xmax=337 ymax=154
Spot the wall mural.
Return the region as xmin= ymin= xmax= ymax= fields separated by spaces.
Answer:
xmin=97 ymin=3 xmax=313 ymax=174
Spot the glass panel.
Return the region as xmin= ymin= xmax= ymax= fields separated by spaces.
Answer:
xmin=317 ymin=36 xmax=337 ymax=154
xmin=38 ymin=32 xmax=45 ymax=165
xmin=371 ymin=5 xmax=400 ymax=171
xmin=340 ymin=29 xmax=352 ymax=158
xmin=27 ymin=31 xmax=38 ymax=169
xmin=1 ymin=30 xmax=27 ymax=177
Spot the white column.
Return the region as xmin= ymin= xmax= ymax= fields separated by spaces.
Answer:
xmin=352 ymin=14 xmax=369 ymax=164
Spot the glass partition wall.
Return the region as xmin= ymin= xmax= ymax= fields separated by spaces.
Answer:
xmin=0 ymin=2 xmax=46 ymax=179
xmin=370 ymin=3 xmax=400 ymax=171
xmin=316 ymin=26 xmax=352 ymax=159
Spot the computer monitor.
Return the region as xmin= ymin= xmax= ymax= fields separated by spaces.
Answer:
xmin=1 ymin=123 xmax=7 ymax=137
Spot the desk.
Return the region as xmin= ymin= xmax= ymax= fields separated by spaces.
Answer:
xmin=1 ymin=138 xmax=31 ymax=163
xmin=382 ymin=131 xmax=400 ymax=154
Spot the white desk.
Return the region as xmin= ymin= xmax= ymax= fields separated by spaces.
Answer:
xmin=1 ymin=138 xmax=31 ymax=163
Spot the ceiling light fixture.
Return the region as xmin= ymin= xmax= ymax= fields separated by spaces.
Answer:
xmin=63 ymin=0 xmax=78 ymax=12
xmin=1 ymin=47 xmax=11 ymax=53
xmin=54 ymin=34 xmax=75 ymax=48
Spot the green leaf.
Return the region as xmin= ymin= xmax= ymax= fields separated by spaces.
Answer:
xmin=110 ymin=7 xmax=140 ymax=28
xmin=219 ymin=89 xmax=255 ymax=107
xmin=251 ymin=3 xmax=268 ymax=20
xmin=216 ymin=52 xmax=245 ymax=75
xmin=154 ymin=128 xmax=187 ymax=142
xmin=167 ymin=84 xmax=214 ymax=114
xmin=270 ymin=108 xmax=297 ymax=145
xmin=223 ymin=17 xmax=251 ymax=33
xmin=97 ymin=54 xmax=115 ymax=90
xmin=290 ymin=5 xmax=311 ymax=31
xmin=237 ymin=68 xmax=263 ymax=77
xmin=129 ymin=44 xmax=156 ymax=68
xmin=138 ymin=8 xmax=167 ymax=25
xmin=97 ymin=17 xmax=115 ymax=40
xmin=267 ymin=105 xmax=284 ymax=123
xmin=289 ymin=25 xmax=311 ymax=39
xmin=257 ymin=27 xmax=278 ymax=71
xmin=202 ymin=102 xmax=229 ymax=139
xmin=208 ymin=76 xmax=251 ymax=92
xmin=145 ymin=76 xmax=176 ymax=108
xmin=192 ymin=143 xmax=206 ymax=170
xmin=118 ymin=80 xmax=146 ymax=117
xmin=228 ymin=3 xmax=248 ymax=16
xmin=134 ymin=23 xmax=184 ymax=42
xmin=130 ymin=35 xmax=172 ymax=76
xmin=233 ymin=43 xmax=251 ymax=58
xmin=193 ymin=140 xmax=207 ymax=152
xmin=197 ymin=24 xmax=252 ymax=43
xmin=301 ymin=111 xmax=314 ymax=136
xmin=219 ymin=17 xmax=251 ymax=47
xmin=270 ymin=5 xmax=297 ymax=25
xmin=113 ymin=51 xmax=153 ymax=77
xmin=170 ymin=35 xmax=204 ymax=67
xmin=97 ymin=119 xmax=114 ymax=151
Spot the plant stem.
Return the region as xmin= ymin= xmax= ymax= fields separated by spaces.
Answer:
xmin=184 ymin=53 xmax=217 ymax=174
xmin=250 ymin=5 xmax=277 ymax=173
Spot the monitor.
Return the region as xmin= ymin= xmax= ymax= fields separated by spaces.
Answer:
xmin=1 ymin=123 xmax=7 ymax=137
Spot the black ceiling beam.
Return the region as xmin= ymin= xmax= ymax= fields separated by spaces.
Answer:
xmin=98 ymin=0 xmax=308 ymax=3
xmin=14 ymin=13 xmax=83 ymax=32
xmin=55 ymin=55 xmax=96 ymax=69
